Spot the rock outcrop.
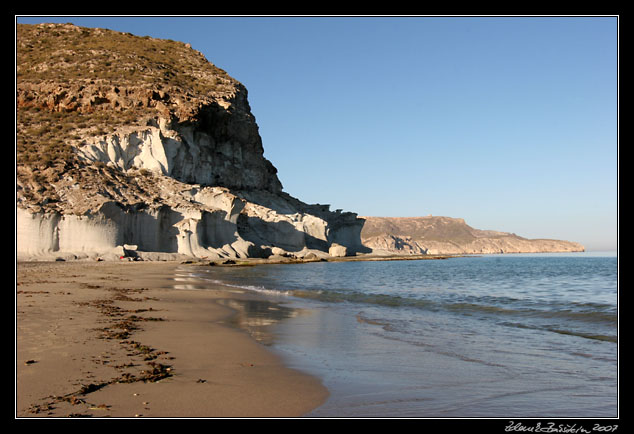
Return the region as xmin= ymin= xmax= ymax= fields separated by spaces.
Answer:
xmin=15 ymin=23 xmax=583 ymax=262
xmin=16 ymin=23 xmax=366 ymax=261
xmin=361 ymin=216 xmax=584 ymax=255
xmin=328 ymin=243 xmax=348 ymax=258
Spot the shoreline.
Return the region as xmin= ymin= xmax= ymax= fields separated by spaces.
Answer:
xmin=16 ymin=245 xmax=589 ymax=267
xmin=16 ymin=251 xmax=608 ymax=418
xmin=16 ymin=261 xmax=329 ymax=418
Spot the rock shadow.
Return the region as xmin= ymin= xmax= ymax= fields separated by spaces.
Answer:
xmin=237 ymin=214 xmax=329 ymax=253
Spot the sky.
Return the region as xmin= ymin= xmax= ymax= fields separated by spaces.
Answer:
xmin=16 ymin=15 xmax=618 ymax=251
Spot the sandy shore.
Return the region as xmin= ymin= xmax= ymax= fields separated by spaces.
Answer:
xmin=15 ymin=260 xmax=329 ymax=418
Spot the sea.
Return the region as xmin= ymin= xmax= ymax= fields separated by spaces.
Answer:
xmin=175 ymin=251 xmax=618 ymax=418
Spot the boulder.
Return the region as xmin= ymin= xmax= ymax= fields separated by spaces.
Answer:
xmin=271 ymin=247 xmax=290 ymax=257
xmin=328 ymin=243 xmax=347 ymax=257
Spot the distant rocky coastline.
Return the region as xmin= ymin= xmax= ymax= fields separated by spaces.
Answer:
xmin=361 ymin=216 xmax=584 ymax=255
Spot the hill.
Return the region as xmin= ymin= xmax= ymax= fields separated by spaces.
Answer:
xmin=361 ymin=216 xmax=584 ymax=255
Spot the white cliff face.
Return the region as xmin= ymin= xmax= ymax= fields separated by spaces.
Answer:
xmin=16 ymin=176 xmax=365 ymax=261
xmin=74 ymin=113 xmax=282 ymax=193
xmin=17 ymin=109 xmax=366 ymax=261
xmin=75 ymin=123 xmax=174 ymax=176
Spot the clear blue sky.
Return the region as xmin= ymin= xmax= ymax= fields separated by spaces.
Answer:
xmin=16 ymin=16 xmax=618 ymax=251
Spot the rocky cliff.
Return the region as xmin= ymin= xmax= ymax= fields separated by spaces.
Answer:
xmin=361 ymin=216 xmax=584 ymax=255
xmin=16 ymin=23 xmax=366 ymax=261
xmin=16 ymin=23 xmax=583 ymax=261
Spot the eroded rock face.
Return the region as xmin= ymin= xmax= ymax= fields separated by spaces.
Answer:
xmin=16 ymin=182 xmax=368 ymax=261
xmin=16 ymin=23 xmax=365 ymax=260
xmin=74 ymin=110 xmax=283 ymax=193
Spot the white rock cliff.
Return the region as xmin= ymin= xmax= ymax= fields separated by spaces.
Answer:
xmin=16 ymin=24 xmax=367 ymax=261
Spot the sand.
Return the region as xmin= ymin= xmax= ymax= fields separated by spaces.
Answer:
xmin=15 ymin=260 xmax=329 ymax=418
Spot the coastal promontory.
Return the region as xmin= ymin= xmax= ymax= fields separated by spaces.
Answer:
xmin=16 ymin=23 xmax=366 ymax=261
xmin=361 ymin=216 xmax=584 ymax=255
xmin=16 ymin=23 xmax=583 ymax=261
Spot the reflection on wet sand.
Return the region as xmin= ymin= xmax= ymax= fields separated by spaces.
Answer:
xmin=217 ymin=299 xmax=301 ymax=346
xmin=170 ymin=269 xmax=222 ymax=291
xmin=169 ymin=266 xmax=304 ymax=346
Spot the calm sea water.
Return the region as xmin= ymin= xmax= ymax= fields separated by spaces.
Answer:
xmin=182 ymin=252 xmax=618 ymax=418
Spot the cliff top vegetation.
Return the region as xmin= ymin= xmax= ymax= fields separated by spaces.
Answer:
xmin=17 ymin=23 xmax=241 ymax=170
xmin=16 ymin=23 xmax=250 ymax=213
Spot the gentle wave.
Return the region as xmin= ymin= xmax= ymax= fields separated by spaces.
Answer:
xmin=200 ymin=275 xmax=617 ymax=327
xmin=282 ymin=287 xmax=616 ymax=323
xmin=500 ymin=321 xmax=617 ymax=343
xmin=227 ymin=283 xmax=616 ymax=343
xmin=194 ymin=256 xmax=617 ymax=346
xmin=209 ymin=279 xmax=295 ymax=297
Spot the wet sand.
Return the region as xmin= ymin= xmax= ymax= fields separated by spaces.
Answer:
xmin=15 ymin=261 xmax=328 ymax=418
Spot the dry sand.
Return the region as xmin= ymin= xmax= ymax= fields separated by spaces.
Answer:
xmin=15 ymin=260 xmax=329 ymax=418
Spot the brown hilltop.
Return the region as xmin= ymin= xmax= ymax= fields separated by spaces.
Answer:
xmin=17 ymin=22 xmax=282 ymax=202
xmin=361 ymin=216 xmax=584 ymax=255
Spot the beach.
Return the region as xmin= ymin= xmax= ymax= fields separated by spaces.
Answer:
xmin=16 ymin=253 xmax=618 ymax=419
xmin=15 ymin=260 xmax=328 ymax=418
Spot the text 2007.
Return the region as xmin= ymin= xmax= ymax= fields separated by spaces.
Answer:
xmin=593 ymin=425 xmax=618 ymax=433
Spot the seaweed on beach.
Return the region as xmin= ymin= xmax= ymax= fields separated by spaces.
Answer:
xmin=27 ymin=283 xmax=173 ymax=416
xmin=78 ymin=382 xmax=109 ymax=394
xmin=141 ymin=361 xmax=173 ymax=382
